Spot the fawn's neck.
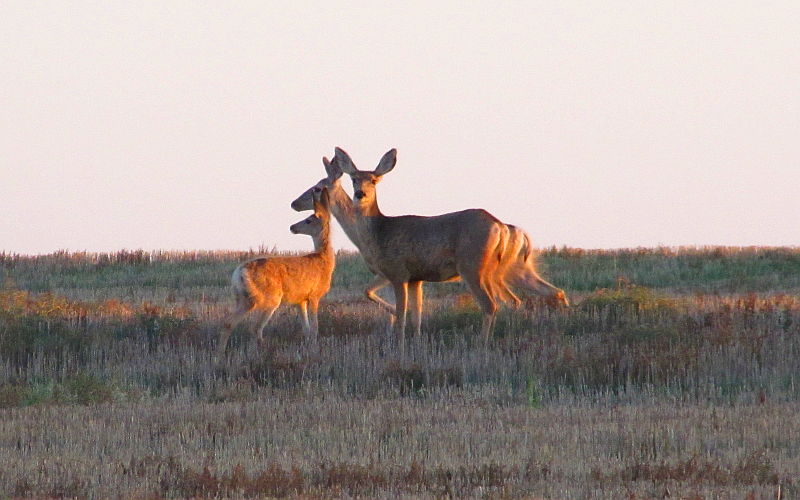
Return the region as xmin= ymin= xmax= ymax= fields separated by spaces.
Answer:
xmin=311 ymin=226 xmax=335 ymax=266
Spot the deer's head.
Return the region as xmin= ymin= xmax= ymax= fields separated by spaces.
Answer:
xmin=333 ymin=147 xmax=397 ymax=215
xmin=291 ymin=156 xmax=343 ymax=212
xmin=548 ymin=289 xmax=570 ymax=308
xmin=289 ymin=188 xmax=330 ymax=236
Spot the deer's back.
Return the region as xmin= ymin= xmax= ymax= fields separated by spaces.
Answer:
xmin=358 ymin=209 xmax=503 ymax=282
xmin=238 ymin=255 xmax=333 ymax=305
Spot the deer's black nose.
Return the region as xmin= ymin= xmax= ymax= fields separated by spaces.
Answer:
xmin=354 ymin=190 xmax=365 ymax=199
xmin=290 ymin=226 xmax=298 ymax=234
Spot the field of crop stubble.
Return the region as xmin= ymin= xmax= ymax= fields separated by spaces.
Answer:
xmin=1 ymin=246 xmax=800 ymax=499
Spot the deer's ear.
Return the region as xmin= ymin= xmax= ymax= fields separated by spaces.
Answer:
xmin=323 ymin=156 xmax=342 ymax=180
xmin=314 ymin=187 xmax=330 ymax=215
xmin=334 ymin=147 xmax=357 ymax=175
xmin=374 ymin=148 xmax=397 ymax=176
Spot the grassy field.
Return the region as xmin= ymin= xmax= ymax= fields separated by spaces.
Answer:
xmin=1 ymin=246 xmax=800 ymax=498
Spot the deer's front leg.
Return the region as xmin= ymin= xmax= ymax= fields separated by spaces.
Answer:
xmin=308 ymin=299 xmax=320 ymax=340
xmin=298 ymin=301 xmax=311 ymax=338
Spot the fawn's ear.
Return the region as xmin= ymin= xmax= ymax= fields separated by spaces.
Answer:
xmin=374 ymin=148 xmax=397 ymax=177
xmin=323 ymin=156 xmax=342 ymax=180
xmin=314 ymin=187 xmax=330 ymax=216
xmin=333 ymin=147 xmax=357 ymax=175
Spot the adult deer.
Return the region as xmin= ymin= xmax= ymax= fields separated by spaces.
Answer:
xmin=217 ymin=189 xmax=334 ymax=358
xmin=291 ymin=154 xmax=569 ymax=339
xmin=333 ymin=147 xmax=509 ymax=348
xmin=291 ymin=157 xmax=399 ymax=320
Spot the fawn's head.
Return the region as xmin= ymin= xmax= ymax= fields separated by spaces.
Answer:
xmin=333 ymin=147 xmax=397 ymax=215
xmin=290 ymin=188 xmax=330 ymax=236
xmin=291 ymin=156 xmax=342 ymax=212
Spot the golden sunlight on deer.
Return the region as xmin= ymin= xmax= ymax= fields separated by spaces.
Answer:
xmin=216 ymin=189 xmax=335 ymax=358
xmin=291 ymin=153 xmax=568 ymax=349
xmin=334 ymin=147 xmax=511 ymax=351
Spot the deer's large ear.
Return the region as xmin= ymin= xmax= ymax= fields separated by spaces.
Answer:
xmin=314 ymin=187 xmax=330 ymax=216
xmin=323 ymin=156 xmax=342 ymax=180
xmin=374 ymin=148 xmax=397 ymax=176
xmin=334 ymin=147 xmax=357 ymax=175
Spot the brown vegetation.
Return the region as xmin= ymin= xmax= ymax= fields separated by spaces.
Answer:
xmin=1 ymin=247 xmax=799 ymax=498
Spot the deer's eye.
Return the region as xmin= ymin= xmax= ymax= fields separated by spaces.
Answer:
xmin=313 ymin=187 xmax=321 ymax=193
xmin=305 ymin=219 xmax=312 ymax=224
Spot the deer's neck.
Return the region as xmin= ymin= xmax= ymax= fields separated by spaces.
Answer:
xmin=328 ymin=183 xmax=363 ymax=248
xmin=350 ymin=202 xmax=389 ymax=272
xmin=359 ymin=200 xmax=383 ymax=218
xmin=352 ymin=199 xmax=386 ymax=242
xmin=312 ymin=226 xmax=333 ymax=256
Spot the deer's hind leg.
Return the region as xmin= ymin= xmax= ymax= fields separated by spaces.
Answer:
xmin=408 ymin=280 xmax=423 ymax=338
xmin=456 ymin=228 xmax=502 ymax=344
xmin=252 ymin=298 xmax=280 ymax=349
xmin=392 ymin=281 xmax=409 ymax=357
xmin=365 ymin=275 xmax=395 ymax=316
xmin=217 ymin=295 xmax=255 ymax=358
xmin=459 ymin=269 xmax=498 ymax=345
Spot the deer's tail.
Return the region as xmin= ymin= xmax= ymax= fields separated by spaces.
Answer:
xmin=518 ymin=228 xmax=535 ymax=265
xmin=231 ymin=262 xmax=258 ymax=307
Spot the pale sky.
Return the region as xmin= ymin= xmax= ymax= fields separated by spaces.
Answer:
xmin=2 ymin=1 xmax=798 ymax=254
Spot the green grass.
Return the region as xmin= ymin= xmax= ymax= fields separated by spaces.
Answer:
xmin=544 ymin=246 xmax=800 ymax=292
xmin=6 ymin=246 xmax=799 ymax=295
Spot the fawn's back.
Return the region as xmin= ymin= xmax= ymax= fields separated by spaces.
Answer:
xmin=238 ymin=254 xmax=333 ymax=306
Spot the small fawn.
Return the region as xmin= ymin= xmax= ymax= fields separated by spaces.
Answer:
xmin=217 ymin=188 xmax=334 ymax=358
